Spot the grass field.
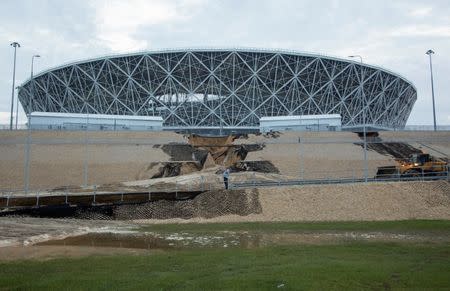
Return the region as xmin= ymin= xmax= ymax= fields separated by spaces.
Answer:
xmin=0 ymin=220 xmax=449 ymax=290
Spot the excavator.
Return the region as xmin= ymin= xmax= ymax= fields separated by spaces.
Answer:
xmin=376 ymin=152 xmax=448 ymax=179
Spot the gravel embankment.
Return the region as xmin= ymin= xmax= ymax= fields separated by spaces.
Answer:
xmin=135 ymin=180 xmax=450 ymax=224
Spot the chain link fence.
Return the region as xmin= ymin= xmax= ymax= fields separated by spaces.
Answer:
xmin=0 ymin=129 xmax=449 ymax=201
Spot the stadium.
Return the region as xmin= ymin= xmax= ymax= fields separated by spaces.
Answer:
xmin=17 ymin=48 xmax=417 ymax=132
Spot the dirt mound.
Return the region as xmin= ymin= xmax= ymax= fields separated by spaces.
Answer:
xmin=356 ymin=133 xmax=422 ymax=159
xmin=159 ymin=143 xmax=209 ymax=162
xmin=151 ymin=162 xmax=202 ymax=178
xmin=188 ymin=134 xmax=235 ymax=147
xmin=263 ymin=131 xmax=281 ymax=138
xmin=232 ymin=161 xmax=280 ymax=174
xmin=368 ymin=142 xmax=422 ymax=159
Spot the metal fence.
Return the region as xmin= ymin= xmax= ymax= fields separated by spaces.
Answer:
xmin=0 ymin=129 xmax=449 ymax=201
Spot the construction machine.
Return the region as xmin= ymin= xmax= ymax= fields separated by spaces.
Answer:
xmin=376 ymin=152 xmax=448 ymax=179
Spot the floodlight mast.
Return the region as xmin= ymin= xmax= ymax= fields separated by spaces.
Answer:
xmin=349 ymin=55 xmax=368 ymax=183
xmin=9 ymin=42 xmax=20 ymax=131
xmin=15 ymin=86 xmax=19 ymax=129
xmin=426 ymin=49 xmax=437 ymax=131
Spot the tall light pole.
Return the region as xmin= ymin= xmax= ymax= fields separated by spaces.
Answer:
xmin=9 ymin=42 xmax=20 ymax=131
xmin=426 ymin=49 xmax=437 ymax=131
xmin=15 ymin=86 xmax=20 ymax=129
xmin=24 ymin=54 xmax=40 ymax=193
xmin=349 ymin=55 xmax=368 ymax=182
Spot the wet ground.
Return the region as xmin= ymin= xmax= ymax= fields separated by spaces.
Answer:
xmin=37 ymin=230 xmax=450 ymax=250
xmin=1 ymin=217 xmax=449 ymax=261
xmin=2 ymin=228 xmax=449 ymax=261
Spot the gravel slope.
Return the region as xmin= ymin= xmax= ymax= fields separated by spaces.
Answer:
xmin=135 ymin=181 xmax=450 ymax=223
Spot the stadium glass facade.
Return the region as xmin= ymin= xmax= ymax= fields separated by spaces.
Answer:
xmin=18 ymin=48 xmax=417 ymax=131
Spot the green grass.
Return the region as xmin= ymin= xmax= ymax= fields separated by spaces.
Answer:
xmin=1 ymin=220 xmax=449 ymax=290
xmin=0 ymin=242 xmax=449 ymax=290
xmin=139 ymin=219 xmax=450 ymax=233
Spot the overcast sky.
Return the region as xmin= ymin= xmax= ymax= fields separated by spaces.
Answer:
xmin=0 ymin=0 xmax=449 ymax=125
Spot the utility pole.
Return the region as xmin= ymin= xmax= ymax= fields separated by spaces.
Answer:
xmin=426 ymin=49 xmax=437 ymax=131
xmin=9 ymin=42 xmax=20 ymax=130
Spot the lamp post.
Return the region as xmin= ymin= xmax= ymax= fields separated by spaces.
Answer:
xmin=15 ymin=86 xmax=20 ymax=129
xmin=426 ymin=49 xmax=437 ymax=131
xmin=9 ymin=42 xmax=20 ymax=130
xmin=24 ymin=54 xmax=40 ymax=193
xmin=349 ymin=55 xmax=368 ymax=182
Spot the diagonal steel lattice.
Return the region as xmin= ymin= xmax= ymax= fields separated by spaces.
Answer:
xmin=18 ymin=48 xmax=417 ymax=129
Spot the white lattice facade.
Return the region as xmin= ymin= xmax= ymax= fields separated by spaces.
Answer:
xmin=18 ymin=49 xmax=416 ymax=130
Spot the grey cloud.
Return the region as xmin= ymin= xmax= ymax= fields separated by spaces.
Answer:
xmin=0 ymin=0 xmax=449 ymax=124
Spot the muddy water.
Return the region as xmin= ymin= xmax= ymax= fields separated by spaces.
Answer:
xmin=2 ymin=217 xmax=449 ymax=260
xmin=36 ymin=230 xmax=450 ymax=250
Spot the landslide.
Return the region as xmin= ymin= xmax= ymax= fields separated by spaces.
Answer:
xmin=356 ymin=132 xmax=422 ymax=159
xmin=137 ymin=134 xmax=277 ymax=179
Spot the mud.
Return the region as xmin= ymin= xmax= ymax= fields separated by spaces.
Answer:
xmin=356 ymin=132 xmax=422 ymax=159
xmin=0 ymin=217 xmax=134 ymax=247
xmin=36 ymin=230 xmax=450 ymax=251
xmin=2 ymin=227 xmax=448 ymax=261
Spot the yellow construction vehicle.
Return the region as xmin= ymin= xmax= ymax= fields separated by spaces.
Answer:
xmin=376 ymin=152 xmax=448 ymax=178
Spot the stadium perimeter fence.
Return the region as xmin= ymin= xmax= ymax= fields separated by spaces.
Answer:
xmin=0 ymin=128 xmax=449 ymax=200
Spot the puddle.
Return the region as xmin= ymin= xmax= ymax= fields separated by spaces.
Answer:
xmin=36 ymin=230 xmax=450 ymax=250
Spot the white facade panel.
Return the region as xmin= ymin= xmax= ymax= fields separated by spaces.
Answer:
xmin=260 ymin=114 xmax=342 ymax=133
xmin=29 ymin=112 xmax=163 ymax=131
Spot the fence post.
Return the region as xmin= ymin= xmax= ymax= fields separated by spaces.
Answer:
xmin=93 ymin=185 xmax=96 ymax=205
xmin=298 ymin=137 xmax=303 ymax=181
xmin=36 ymin=191 xmax=39 ymax=207
xmin=65 ymin=187 xmax=68 ymax=205
xmin=6 ymin=193 xmax=10 ymax=207
xmin=148 ymin=191 xmax=151 ymax=201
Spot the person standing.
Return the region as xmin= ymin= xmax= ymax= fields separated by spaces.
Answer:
xmin=223 ymin=168 xmax=230 ymax=190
